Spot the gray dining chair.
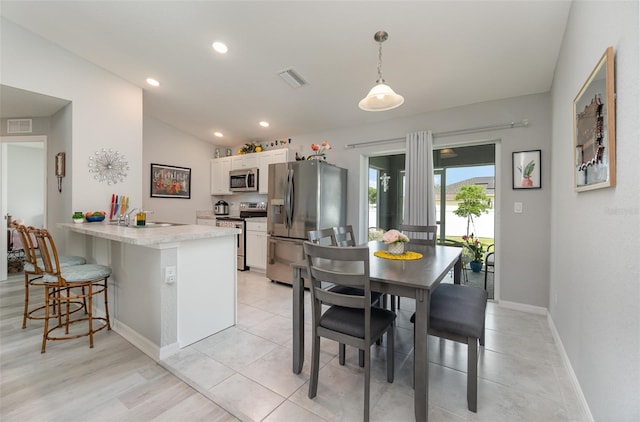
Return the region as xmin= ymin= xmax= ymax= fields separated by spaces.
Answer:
xmin=398 ymin=224 xmax=437 ymax=246
xmin=307 ymin=227 xmax=336 ymax=246
xmin=394 ymin=224 xmax=438 ymax=309
xmin=333 ymin=225 xmax=357 ymax=246
xmin=308 ymin=227 xmax=384 ymax=366
xmin=303 ymin=241 xmax=395 ymax=422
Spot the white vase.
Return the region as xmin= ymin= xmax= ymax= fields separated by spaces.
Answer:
xmin=388 ymin=242 xmax=405 ymax=255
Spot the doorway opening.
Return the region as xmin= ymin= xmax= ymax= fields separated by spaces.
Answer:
xmin=367 ymin=144 xmax=496 ymax=297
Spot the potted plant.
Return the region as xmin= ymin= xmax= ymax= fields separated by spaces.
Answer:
xmin=462 ymin=233 xmax=484 ymax=272
xmin=382 ymin=229 xmax=410 ymax=254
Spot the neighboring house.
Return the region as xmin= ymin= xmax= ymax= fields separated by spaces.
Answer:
xmin=439 ymin=177 xmax=495 ymax=202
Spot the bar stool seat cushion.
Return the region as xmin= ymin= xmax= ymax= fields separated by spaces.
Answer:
xmin=43 ymin=264 xmax=112 ymax=283
xmin=24 ymin=255 xmax=87 ymax=272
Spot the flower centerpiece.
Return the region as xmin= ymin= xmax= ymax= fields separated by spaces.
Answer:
xmin=382 ymin=229 xmax=410 ymax=255
xmin=462 ymin=233 xmax=485 ymax=272
xmin=308 ymin=141 xmax=332 ymax=160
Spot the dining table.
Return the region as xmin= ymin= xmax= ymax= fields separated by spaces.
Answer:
xmin=290 ymin=240 xmax=462 ymax=422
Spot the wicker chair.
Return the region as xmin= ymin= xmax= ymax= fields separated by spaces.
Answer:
xmin=15 ymin=224 xmax=87 ymax=328
xmin=32 ymin=227 xmax=112 ymax=353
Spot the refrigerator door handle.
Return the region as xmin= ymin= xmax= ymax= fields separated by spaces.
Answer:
xmin=285 ymin=168 xmax=294 ymax=229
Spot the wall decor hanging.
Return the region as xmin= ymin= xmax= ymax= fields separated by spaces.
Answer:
xmin=512 ymin=150 xmax=541 ymax=189
xmin=88 ymin=148 xmax=129 ymax=185
xmin=573 ymin=46 xmax=616 ymax=192
xmin=55 ymin=152 xmax=65 ymax=192
xmin=150 ymin=163 xmax=191 ymax=199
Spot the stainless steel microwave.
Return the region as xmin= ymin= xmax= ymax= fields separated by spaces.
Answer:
xmin=229 ymin=168 xmax=258 ymax=192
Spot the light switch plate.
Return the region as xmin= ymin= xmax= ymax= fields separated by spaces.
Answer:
xmin=514 ymin=202 xmax=523 ymax=213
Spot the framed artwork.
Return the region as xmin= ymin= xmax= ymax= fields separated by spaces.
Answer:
xmin=150 ymin=163 xmax=191 ymax=199
xmin=573 ymin=46 xmax=616 ymax=192
xmin=512 ymin=150 xmax=541 ymax=189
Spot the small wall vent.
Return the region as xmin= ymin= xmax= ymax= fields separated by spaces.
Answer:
xmin=7 ymin=119 xmax=33 ymax=134
xmin=278 ymin=68 xmax=309 ymax=89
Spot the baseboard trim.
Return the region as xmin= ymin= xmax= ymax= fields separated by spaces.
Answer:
xmin=112 ymin=319 xmax=159 ymax=361
xmin=498 ymin=299 xmax=547 ymax=315
xmin=546 ymin=314 xmax=594 ymax=422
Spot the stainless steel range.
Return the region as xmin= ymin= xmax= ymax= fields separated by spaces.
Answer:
xmin=216 ymin=202 xmax=267 ymax=271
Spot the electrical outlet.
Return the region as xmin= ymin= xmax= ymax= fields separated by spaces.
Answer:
xmin=514 ymin=202 xmax=523 ymax=213
xmin=165 ymin=266 xmax=176 ymax=284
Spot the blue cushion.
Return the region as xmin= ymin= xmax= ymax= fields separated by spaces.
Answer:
xmin=24 ymin=255 xmax=87 ymax=272
xmin=43 ymin=264 xmax=112 ymax=283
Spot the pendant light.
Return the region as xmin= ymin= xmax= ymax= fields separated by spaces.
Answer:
xmin=358 ymin=31 xmax=404 ymax=112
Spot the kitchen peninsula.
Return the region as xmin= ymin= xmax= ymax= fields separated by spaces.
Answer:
xmin=59 ymin=222 xmax=240 ymax=360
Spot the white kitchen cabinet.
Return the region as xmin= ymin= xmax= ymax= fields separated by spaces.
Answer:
xmin=258 ymin=149 xmax=289 ymax=194
xmin=246 ymin=220 xmax=267 ymax=271
xmin=231 ymin=153 xmax=258 ymax=170
xmin=210 ymin=157 xmax=232 ymax=195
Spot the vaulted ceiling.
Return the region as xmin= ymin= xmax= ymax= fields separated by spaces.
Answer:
xmin=1 ymin=1 xmax=571 ymax=146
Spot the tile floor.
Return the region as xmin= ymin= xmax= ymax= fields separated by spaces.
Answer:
xmin=160 ymin=270 xmax=587 ymax=422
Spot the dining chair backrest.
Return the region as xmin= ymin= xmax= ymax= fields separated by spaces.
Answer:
xmin=307 ymin=228 xmax=337 ymax=246
xmin=398 ymin=224 xmax=437 ymax=246
xmin=333 ymin=225 xmax=356 ymax=247
xmin=303 ymin=241 xmax=371 ymax=312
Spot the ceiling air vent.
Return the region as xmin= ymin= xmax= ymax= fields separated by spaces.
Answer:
xmin=278 ymin=68 xmax=309 ymax=89
xmin=7 ymin=119 xmax=33 ymax=134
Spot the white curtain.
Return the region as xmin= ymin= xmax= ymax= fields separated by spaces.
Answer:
xmin=404 ymin=130 xmax=436 ymax=226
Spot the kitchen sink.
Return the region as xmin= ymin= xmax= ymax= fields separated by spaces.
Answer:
xmin=109 ymin=221 xmax=184 ymax=228
xmin=136 ymin=222 xmax=184 ymax=228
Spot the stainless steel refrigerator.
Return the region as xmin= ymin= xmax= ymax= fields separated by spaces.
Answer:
xmin=267 ymin=160 xmax=347 ymax=285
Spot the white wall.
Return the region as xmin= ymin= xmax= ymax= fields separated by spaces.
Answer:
xmin=143 ymin=116 xmax=216 ymax=223
xmin=0 ymin=18 xmax=143 ymax=237
xmin=550 ymin=2 xmax=639 ymax=421
xmin=284 ymin=92 xmax=552 ymax=307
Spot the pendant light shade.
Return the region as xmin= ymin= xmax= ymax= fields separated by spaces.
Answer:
xmin=359 ymin=31 xmax=404 ymax=112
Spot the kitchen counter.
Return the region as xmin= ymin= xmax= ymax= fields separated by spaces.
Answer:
xmin=59 ymin=222 xmax=240 ymax=360
xmin=59 ymin=221 xmax=239 ymax=247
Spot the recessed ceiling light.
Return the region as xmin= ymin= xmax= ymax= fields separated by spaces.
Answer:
xmin=259 ymin=121 xmax=269 ymax=128
xmin=214 ymin=131 xmax=223 ymax=137
xmin=212 ymin=42 xmax=228 ymax=54
xmin=146 ymin=78 xmax=160 ymax=87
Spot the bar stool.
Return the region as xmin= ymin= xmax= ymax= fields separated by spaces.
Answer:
xmin=15 ymin=224 xmax=87 ymax=328
xmin=32 ymin=228 xmax=112 ymax=353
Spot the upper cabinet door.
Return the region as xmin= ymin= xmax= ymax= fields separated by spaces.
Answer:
xmin=258 ymin=149 xmax=289 ymax=194
xmin=210 ymin=157 xmax=232 ymax=195
xmin=231 ymin=154 xmax=258 ymax=170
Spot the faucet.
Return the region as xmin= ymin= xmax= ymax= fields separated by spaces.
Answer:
xmin=124 ymin=208 xmax=139 ymax=226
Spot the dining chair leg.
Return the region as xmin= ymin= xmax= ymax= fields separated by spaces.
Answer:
xmin=339 ymin=343 xmax=346 ymax=365
xmin=467 ymin=336 xmax=478 ymax=412
xmin=387 ymin=326 xmax=394 ymax=383
xmin=364 ymin=346 xmax=371 ymax=422
xmin=309 ymin=332 xmax=320 ymax=399
xmin=359 ymin=349 xmax=364 ymax=367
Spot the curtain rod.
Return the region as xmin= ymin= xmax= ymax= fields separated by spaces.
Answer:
xmin=344 ymin=119 xmax=529 ymax=149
